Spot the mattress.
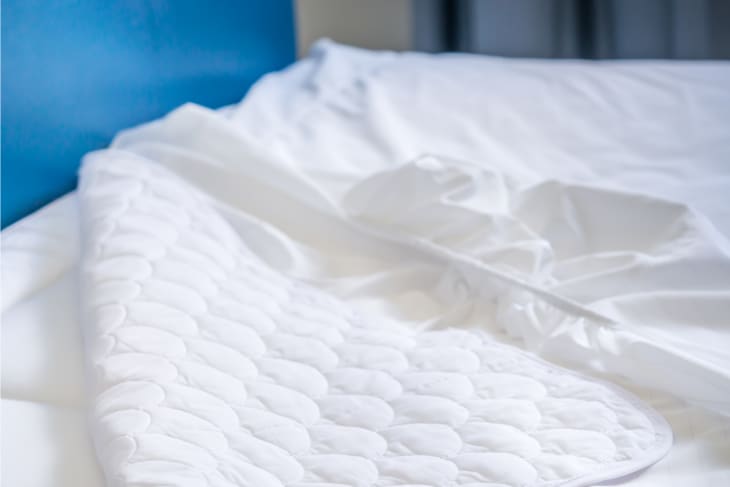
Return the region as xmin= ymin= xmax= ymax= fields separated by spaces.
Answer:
xmin=2 ymin=41 xmax=730 ymax=486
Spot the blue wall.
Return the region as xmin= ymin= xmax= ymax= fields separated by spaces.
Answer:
xmin=1 ymin=0 xmax=296 ymax=227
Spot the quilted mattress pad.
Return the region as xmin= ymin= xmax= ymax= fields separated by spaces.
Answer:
xmin=79 ymin=153 xmax=671 ymax=487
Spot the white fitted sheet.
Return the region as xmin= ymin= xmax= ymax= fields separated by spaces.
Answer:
xmin=1 ymin=399 xmax=103 ymax=487
xmin=240 ymin=41 xmax=730 ymax=233
xmin=3 ymin=41 xmax=730 ymax=486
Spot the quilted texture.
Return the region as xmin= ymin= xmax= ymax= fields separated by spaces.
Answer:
xmin=79 ymin=153 xmax=671 ymax=487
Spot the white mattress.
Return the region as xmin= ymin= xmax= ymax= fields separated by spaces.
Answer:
xmin=2 ymin=41 xmax=730 ymax=486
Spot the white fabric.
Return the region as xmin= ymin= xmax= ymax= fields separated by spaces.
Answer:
xmin=78 ymin=149 xmax=672 ymax=487
xmin=235 ymin=41 xmax=730 ymax=238
xmin=1 ymin=399 xmax=103 ymax=487
xmin=2 ymin=267 xmax=84 ymax=407
xmin=4 ymin=198 xmax=729 ymax=487
xmin=3 ymin=41 xmax=730 ymax=486
xmin=231 ymin=41 xmax=730 ymax=414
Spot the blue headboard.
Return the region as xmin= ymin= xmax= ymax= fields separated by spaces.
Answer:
xmin=1 ymin=0 xmax=296 ymax=227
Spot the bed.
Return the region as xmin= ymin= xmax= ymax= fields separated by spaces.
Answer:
xmin=3 ymin=16 xmax=730 ymax=487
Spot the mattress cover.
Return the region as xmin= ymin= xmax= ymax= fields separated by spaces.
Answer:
xmin=3 ymin=41 xmax=730 ymax=487
xmin=78 ymin=150 xmax=671 ymax=486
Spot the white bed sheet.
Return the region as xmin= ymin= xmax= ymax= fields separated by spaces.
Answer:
xmin=230 ymin=39 xmax=730 ymax=413
xmin=3 ymin=41 xmax=730 ymax=486
xmin=235 ymin=41 xmax=730 ymax=238
xmin=2 ymin=399 xmax=102 ymax=487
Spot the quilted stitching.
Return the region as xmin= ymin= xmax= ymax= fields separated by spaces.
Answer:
xmin=79 ymin=154 xmax=671 ymax=487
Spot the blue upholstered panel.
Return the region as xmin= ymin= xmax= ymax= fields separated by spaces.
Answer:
xmin=1 ymin=0 xmax=295 ymax=227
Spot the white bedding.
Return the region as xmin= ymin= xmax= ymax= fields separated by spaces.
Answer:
xmin=2 ymin=41 xmax=730 ymax=486
xmin=79 ymin=145 xmax=678 ymax=486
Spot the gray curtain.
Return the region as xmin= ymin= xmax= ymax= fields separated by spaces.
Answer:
xmin=413 ymin=0 xmax=730 ymax=59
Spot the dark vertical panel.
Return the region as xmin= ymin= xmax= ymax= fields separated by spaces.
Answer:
xmin=592 ymin=0 xmax=617 ymax=59
xmin=611 ymin=0 xmax=672 ymax=58
xmin=412 ymin=0 xmax=448 ymax=52
xmin=576 ymin=0 xmax=596 ymax=58
xmin=709 ymin=0 xmax=730 ymax=58
xmin=671 ymin=0 xmax=709 ymax=59
xmin=555 ymin=0 xmax=581 ymax=58
xmin=445 ymin=0 xmax=465 ymax=51
xmin=412 ymin=0 xmax=468 ymax=53
xmin=470 ymin=0 xmax=564 ymax=57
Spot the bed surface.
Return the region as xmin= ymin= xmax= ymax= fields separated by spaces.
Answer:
xmin=3 ymin=197 xmax=729 ymax=487
xmin=2 ymin=42 xmax=730 ymax=486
